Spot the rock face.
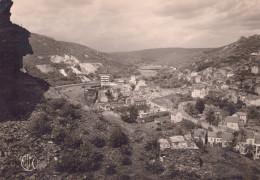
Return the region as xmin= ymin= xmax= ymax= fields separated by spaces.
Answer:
xmin=0 ymin=0 xmax=49 ymax=121
xmin=0 ymin=0 xmax=13 ymax=25
xmin=0 ymin=0 xmax=33 ymax=78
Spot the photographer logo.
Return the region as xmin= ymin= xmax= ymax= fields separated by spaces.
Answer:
xmin=21 ymin=154 xmax=38 ymax=171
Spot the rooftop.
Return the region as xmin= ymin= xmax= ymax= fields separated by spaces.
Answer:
xmin=170 ymin=136 xmax=185 ymax=143
xmin=193 ymin=84 xmax=207 ymax=90
xmin=255 ymin=134 xmax=260 ymax=144
xmin=194 ymin=129 xmax=206 ymax=138
xmin=158 ymin=138 xmax=171 ymax=151
xmin=235 ymin=112 xmax=247 ymax=116
xmin=225 ymin=116 xmax=239 ymax=124
xmin=221 ymin=132 xmax=233 ymax=141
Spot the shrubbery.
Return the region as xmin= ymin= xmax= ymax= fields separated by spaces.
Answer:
xmin=146 ymin=162 xmax=164 ymax=174
xmin=121 ymin=156 xmax=132 ymax=166
xmin=49 ymin=98 xmax=66 ymax=111
xmin=105 ymin=164 xmax=117 ymax=175
xmin=110 ymin=128 xmax=129 ymax=148
xmin=56 ymin=150 xmax=103 ymax=173
xmin=91 ymin=136 xmax=106 ymax=148
xmin=53 ymin=128 xmax=67 ymax=144
xmin=59 ymin=103 xmax=82 ymax=119
xmin=30 ymin=113 xmax=52 ymax=137
xmin=120 ymin=144 xmax=132 ymax=156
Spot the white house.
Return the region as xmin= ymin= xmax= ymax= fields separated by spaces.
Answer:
xmin=251 ymin=65 xmax=260 ymax=74
xmin=129 ymin=75 xmax=137 ymax=85
xmin=195 ymin=75 xmax=202 ymax=83
xmin=255 ymin=84 xmax=260 ymax=95
xmin=191 ymin=71 xmax=198 ymax=77
xmin=170 ymin=110 xmax=183 ymax=123
xmin=191 ymin=85 xmax=208 ymax=99
xmin=227 ymin=71 xmax=235 ymax=78
xmin=208 ymin=131 xmax=222 ymax=146
xmin=233 ymin=112 xmax=247 ymax=124
xmin=220 ymin=84 xmax=229 ymax=90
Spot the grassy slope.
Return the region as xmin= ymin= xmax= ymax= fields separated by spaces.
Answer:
xmin=109 ymin=48 xmax=211 ymax=67
xmin=1 ymin=97 xmax=259 ymax=179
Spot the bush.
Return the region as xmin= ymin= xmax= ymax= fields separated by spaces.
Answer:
xmin=185 ymin=103 xmax=199 ymax=117
xmin=120 ymin=175 xmax=131 ymax=180
xmin=110 ymin=128 xmax=128 ymax=148
xmin=59 ymin=104 xmax=82 ymax=119
xmin=120 ymin=145 xmax=132 ymax=156
xmin=146 ymin=162 xmax=164 ymax=174
xmin=63 ymin=135 xmax=83 ymax=149
xmin=106 ymin=164 xmax=117 ymax=175
xmin=121 ymin=156 xmax=132 ymax=166
xmin=121 ymin=115 xmax=135 ymax=123
xmin=30 ymin=113 xmax=52 ymax=137
xmin=196 ymin=99 xmax=205 ymax=114
xmin=49 ymin=98 xmax=66 ymax=110
xmin=56 ymin=145 xmax=103 ymax=174
xmin=182 ymin=120 xmax=196 ymax=130
xmin=91 ymin=137 xmax=106 ymax=148
xmin=53 ymin=128 xmax=67 ymax=144
xmin=145 ymin=139 xmax=158 ymax=152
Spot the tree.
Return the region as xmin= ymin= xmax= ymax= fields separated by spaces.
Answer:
xmin=227 ymin=104 xmax=235 ymax=116
xmin=205 ymin=109 xmax=216 ymax=125
xmin=105 ymin=90 xmax=114 ymax=101
xmin=205 ymin=131 xmax=208 ymax=145
xmin=129 ymin=106 xmax=138 ymax=122
xmin=110 ymin=127 xmax=128 ymax=148
xmin=196 ymin=99 xmax=205 ymax=114
xmin=186 ymin=103 xmax=199 ymax=117
xmin=245 ymin=145 xmax=254 ymax=159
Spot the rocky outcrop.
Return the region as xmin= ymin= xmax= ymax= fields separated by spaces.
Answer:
xmin=0 ymin=0 xmax=49 ymax=121
xmin=0 ymin=0 xmax=33 ymax=78
xmin=0 ymin=0 xmax=13 ymax=25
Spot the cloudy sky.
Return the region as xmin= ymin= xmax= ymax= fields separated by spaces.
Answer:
xmin=11 ymin=0 xmax=260 ymax=52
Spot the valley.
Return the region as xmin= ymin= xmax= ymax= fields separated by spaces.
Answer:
xmin=1 ymin=0 xmax=260 ymax=179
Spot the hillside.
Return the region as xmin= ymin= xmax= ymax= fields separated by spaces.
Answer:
xmin=109 ymin=35 xmax=260 ymax=69
xmin=193 ymin=35 xmax=260 ymax=71
xmin=23 ymin=33 xmax=139 ymax=86
xmin=109 ymin=48 xmax=212 ymax=67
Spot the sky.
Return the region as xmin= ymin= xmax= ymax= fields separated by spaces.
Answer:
xmin=11 ymin=0 xmax=260 ymax=52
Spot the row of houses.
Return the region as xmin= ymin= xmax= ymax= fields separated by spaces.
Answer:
xmin=194 ymin=128 xmax=260 ymax=159
xmin=190 ymin=83 xmax=260 ymax=106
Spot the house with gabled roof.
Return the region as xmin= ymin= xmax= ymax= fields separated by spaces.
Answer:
xmin=208 ymin=131 xmax=222 ymax=146
xmin=170 ymin=109 xmax=183 ymax=123
xmin=225 ymin=116 xmax=240 ymax=131
xmin=255 ymin=84 xmax=260 ymax=95
xmin=221 ymin=132 xmax=234 ymax=148
xmin=191 ymin=84 xmax=209 ymax=99
xmin=233 ymin=112 xmax=247 ymax=124
xmin=251 ymin=63 xmax=260 ymax=74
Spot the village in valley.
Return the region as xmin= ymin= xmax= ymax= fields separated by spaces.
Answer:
xmin=53 ymin=49 xmax=260 ymax=164
xmin=2 ymin=0 xmax=260 ymax=179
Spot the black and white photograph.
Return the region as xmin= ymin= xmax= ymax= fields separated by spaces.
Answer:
xmin=1 ymin=0 xmax=260 ymax=179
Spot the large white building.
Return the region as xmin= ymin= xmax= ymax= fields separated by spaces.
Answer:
xmin=100 ymin=74 xmax=110 ymax=87
xmin=191 ymin=85 xmax=208 ymax=99
xmin=251 ymin=65 xmax=260 ymax=74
